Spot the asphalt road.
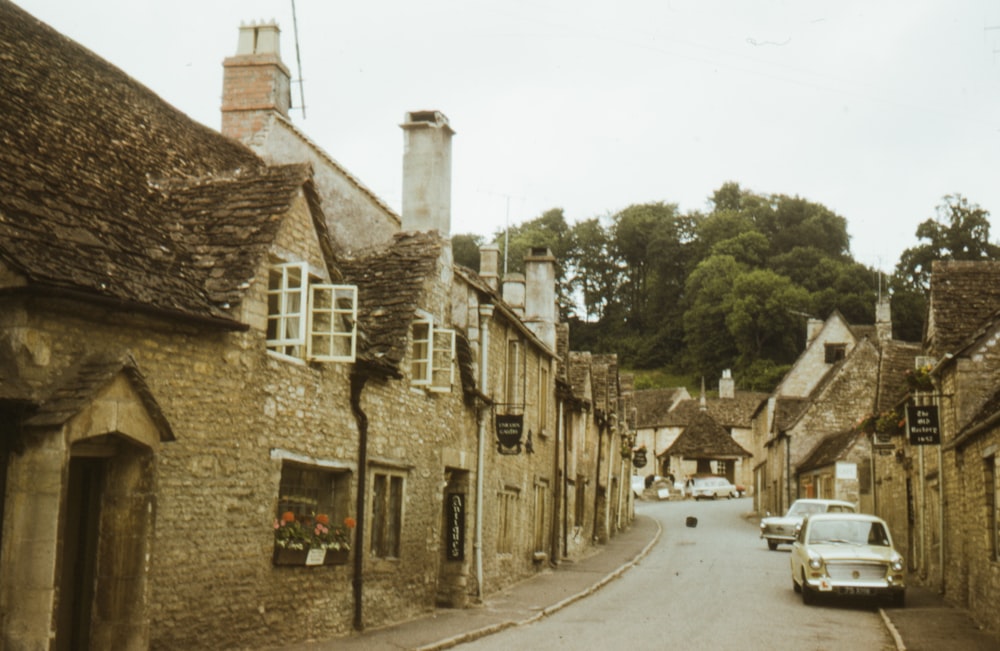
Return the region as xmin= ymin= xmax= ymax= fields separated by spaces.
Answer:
xmin=458 ymin=497 xmax=896 ymax=650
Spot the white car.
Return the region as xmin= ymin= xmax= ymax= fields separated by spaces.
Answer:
xmin=684 ymin=476 xmax=738 ymax=500
xmin=760 ymin=499 xmax=856 ymax=551
xmin=791 ymin=512 xmax=905 ymax=607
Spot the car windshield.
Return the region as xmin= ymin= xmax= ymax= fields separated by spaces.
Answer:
xmin=808 ymin=520 xmax=890 ymax=546
xmin=787 ymin=502 xmax=827 ymax=518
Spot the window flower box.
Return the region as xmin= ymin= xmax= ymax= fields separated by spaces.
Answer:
xmin=273 ymin=512 xmax=355 ymax=567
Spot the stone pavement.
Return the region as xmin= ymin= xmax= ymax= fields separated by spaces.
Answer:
xmin=266 ymin=513 xmax=1000 ymax=651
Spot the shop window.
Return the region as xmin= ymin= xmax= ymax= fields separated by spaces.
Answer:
xmin=275 ymin=463 xmax=352 ymax=553
xmin=267 ymin=261 xmax=356 ymax=362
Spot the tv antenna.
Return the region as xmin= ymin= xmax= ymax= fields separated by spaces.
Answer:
xmin=290 ymin=0 xmax=307 ymax=118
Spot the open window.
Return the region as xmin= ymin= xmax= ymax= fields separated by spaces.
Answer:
xmin=267 ymin=261 xmax=357 ymax=362
xmin=410 ymin=311 xmax=455 ymax=391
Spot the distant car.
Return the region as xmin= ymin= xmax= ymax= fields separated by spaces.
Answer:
xmin=790 ymin=512 xmax=905 ymax=607
xmin=760 ymin=499 xmax=856 ymax=551
xmin=684 ymin=476 xmax=738 ymax=500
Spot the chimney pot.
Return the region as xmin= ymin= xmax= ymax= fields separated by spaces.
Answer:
xmin=401 ymin=110 xmax=454 ymax=237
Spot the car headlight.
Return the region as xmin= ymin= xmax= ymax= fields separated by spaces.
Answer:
xmin=760 ymin=522 xmax=767 ymax=530
xmin=808 ymin=552 xmax=823 ymax=570
xmin=891 ymin=556 xmax=904 ymax=572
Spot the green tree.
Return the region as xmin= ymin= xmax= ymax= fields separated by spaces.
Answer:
xmin=726 ymin=269 xmax=811 ymax=366
xmin=682 ymin=255 xmax=744 ymax=376
xmin=895 ymin=194 xmax=1000 ymax=292
xmin=451 ymin=233 xmax=484 ymax=271
xmin=566 ymin=217 xmax=617 ymax=321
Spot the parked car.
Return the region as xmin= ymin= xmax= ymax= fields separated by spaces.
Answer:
xmin=790 ymin=512 xmax=905 ymax=607
xmin=684 ymin=476 xmax=738 ymax=500
xmin=760 ymin=498 xmax=856 ymax=550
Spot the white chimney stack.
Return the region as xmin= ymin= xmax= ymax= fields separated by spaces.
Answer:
xmin=401 ymin=110 xmax=453 ymax=236
xmin=524 ymin=247 xmax=557 ymax=350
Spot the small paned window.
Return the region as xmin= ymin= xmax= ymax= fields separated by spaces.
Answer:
xmin=274 ymin=463 xmax=352 ymax=558
xmin=506 ymin=340 xmax=522 ymax=407
xmin=371 ymin=472 xmax=404 ymax=558
xmin=497 ymin=489 xmax=518 ymax=554
xmin=538 ymin=363 xmax=549 ymax=433
xmin=574 ymin=476 xmax=586 ymax=527
xmin=533 ymin=479 xmax=549 ymax=553
xmin=410 ymin=312 xmax=455 ymax=391
xmin=267 ymin=261 xmax=357 ymax=362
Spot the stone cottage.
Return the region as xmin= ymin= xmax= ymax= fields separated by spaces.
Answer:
xmin=0 ymin=5 xmax=631 ymax=648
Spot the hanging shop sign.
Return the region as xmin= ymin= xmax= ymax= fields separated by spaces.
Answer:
xmin=632 ymin=447 xmax=648 ymax=468
xmin=495 ymin=414 xmax=524 ymax=454
xmin=446 ymin=493 xmax=465 ymax=561
xmin=906 ymin=405 xmax=940 ymax=446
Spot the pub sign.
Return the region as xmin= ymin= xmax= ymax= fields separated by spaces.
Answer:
xmin=632 ymin=447 xmax=648 ymax=468
xmin=906 ymin=405 xmax=940 ymax=446
xmin=495 ymin=414 xmax=524 ymax=454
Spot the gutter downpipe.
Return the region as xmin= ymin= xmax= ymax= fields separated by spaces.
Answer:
xmin=560 ymin=399 xmax=568 ymax=558
xmin=349 ymin=371 xmax=370 ymax=631
xmin=475 ymin=304 xmax=494 ymax=599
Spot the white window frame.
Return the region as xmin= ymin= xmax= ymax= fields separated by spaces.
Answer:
xmin=411 ymin=311 xmax=455 ymax=391
xmin=267 ymin=262 xmax=308 ymax=358
xmin=267 ymin=260 xmax=357 ymax=363
xmin=307 ymin=283 xmax=357 ymax=363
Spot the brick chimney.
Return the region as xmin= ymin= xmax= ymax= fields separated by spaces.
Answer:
xmin=221 ymin=22 xmax=291 ymax=142
xmin=524 ymin=247 xmax=557 ymax=350
xmin=401 ymin=111 xmax=453 ymax=236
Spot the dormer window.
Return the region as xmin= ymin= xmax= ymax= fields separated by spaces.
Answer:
xmin=411 ymin=311 xmax=455 ymax=391
xmin=824 ymin=343 xmax=847 ymax=364
xmin=267 ymin=261 xmax=357 ymax=362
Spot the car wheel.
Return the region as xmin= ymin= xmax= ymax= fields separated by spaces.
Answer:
xmin=801 ymin=572 xmax=815 ymax=605
xmin=792 ymin=577 xmax=801 ymax=593
xmin=767 ymin=540 xmax=778 ymax=551
xmin=890 ymin=590 xmax=905 ymax=608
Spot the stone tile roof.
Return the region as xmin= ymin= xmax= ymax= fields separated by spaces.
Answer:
xmin=339 ymin=231 xmax=443 ymax=376
xmin=876 ymin=340 xmax=922 ymax=411
xmin=926 ymin=261 xmax=1000 ymax=357
xmin=797 ymin=428 xmax=860 ymax=473
xmin=656 ymin=393 xmax=767 ymax=429
xmin=774 ymin=396 xmax=810 ymax=432
xmin=0 ymin=3 xmax=317 ymax=325
xmin=661 ymin=409 xmax=751 ymax=459
xmin=23 ymin=353 xmax=174 ymax=440
xmin=634 ymin=388 xmax=688 ymax=428
xmin=949 ymin=385 xmax=1000 ymax=451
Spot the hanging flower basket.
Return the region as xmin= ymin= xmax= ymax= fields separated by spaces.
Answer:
xmin=905 ymin=364 xmax=934 ymax=392
xmin=273 ymin=512 xmax=355 ymax=566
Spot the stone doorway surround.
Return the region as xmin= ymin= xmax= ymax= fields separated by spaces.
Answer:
xmin=0 ymin=356 xmax=173 ymax=651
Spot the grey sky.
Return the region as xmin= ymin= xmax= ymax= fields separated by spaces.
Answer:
xmin=15 ymin=0 xmax=1000 ymax=272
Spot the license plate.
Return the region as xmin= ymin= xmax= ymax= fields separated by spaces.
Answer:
xmin=839 ymin=587 xmax=873 ymax=596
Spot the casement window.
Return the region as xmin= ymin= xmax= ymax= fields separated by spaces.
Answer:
xmin=267 ymin=261 xmax=357 ymax=362
xmin=410 ymin=311 xmax=455 ymax=391
xmin=824 ymin=343 xmax=847 ymax=364
xmin=497 ymin=488 xmax=518 ymax=554
xmin=506 ymin=340 xmax=523 ymax=406
xmin=533 ymin=479 xmax=549 ymax=553
xmin=371 ymin=472 xmax=404 ymax=558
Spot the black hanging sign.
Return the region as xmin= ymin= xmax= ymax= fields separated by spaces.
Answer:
xmin=495 ymin=414 xmax=524 ymax=454
xmin=906 ymin=405 xmax=940 ymax=446
xmin=446 ymin=493 xmax=465 ymax=561
xmin=632 ymin=448 xmax=648 ymax=468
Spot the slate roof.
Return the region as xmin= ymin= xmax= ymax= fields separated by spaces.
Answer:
xmin=661 ymin=409 xmax=751 ymax=459
xmin=23 ymin=352 xmax=174 ymax=441
xmin=339 ymin=231 xmax=442 ymax=376
xmin=0 ymin=3 xmax=315 ymax=325
xmin=797 ymin=428 xmax=860 ymax=473
xmin=926 ymin=261 xmax=1000 ymax=357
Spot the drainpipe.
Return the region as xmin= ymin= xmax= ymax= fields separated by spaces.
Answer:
xmin=550 ymin=383 xmax=561 ymax=567
xmin=560 ymin=400 xmax=568 ymax=558
xmin=349 ymin=371 xmax=370 ymax=631
xmin=475 ymin=304 xmax=494 ymax=599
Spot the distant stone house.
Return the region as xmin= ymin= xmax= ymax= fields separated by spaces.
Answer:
xmin=753 ymin=305 xmax=891 ymax=516
xmin=660 ymin=407 xmax=752 ymax=487
xmin=0 ymin=5 xmax=630 ymax=649
xmin=634 ymin=373 xmax=761 ymax=490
